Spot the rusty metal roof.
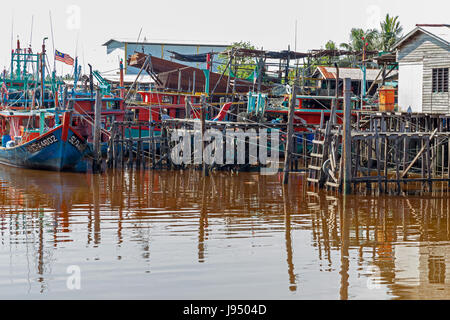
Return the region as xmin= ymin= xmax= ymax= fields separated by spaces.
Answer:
xmin=225 ymin=48 xmax=378 ymax=59
xmin=313 ymin=66 xmax=391 ymax=81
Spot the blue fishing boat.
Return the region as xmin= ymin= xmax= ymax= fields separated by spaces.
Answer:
xmin=0 ymin=110 xmax=90 ymax=172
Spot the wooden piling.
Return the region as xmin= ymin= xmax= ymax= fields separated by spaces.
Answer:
xmin=92 ymin=89 xmax=102 ymax=173
xmin=342 ymin=78 xmax=352 ymax=195
xmin=283 ymin=85 xmax=297 ymax=184
xmin=201 ymin=95 xmax=208 ymax=176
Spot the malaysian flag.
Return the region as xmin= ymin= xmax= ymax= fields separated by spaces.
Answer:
xmin=55 ymin=50 xmax=74 ymax=66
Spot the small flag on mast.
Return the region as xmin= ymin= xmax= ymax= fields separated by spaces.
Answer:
xmin=55 ymin=50 xmax=74 ymax=66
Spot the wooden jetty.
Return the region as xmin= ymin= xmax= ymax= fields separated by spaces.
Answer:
xmin=100 ymin=77 xmax=450 ymax=196
xmin=306 ymin=78 xmax=450 ymax=194
xmin=105 ymin=118 xmax=314 ymax=173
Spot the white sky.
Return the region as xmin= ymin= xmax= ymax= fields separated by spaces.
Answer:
xmin=1 ymin=0 xmax=449 ymax=75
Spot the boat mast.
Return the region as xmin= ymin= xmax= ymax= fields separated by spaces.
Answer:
xmin=41 ymin=37 xmax=47 ymax=107
xmin=119 ymin=59 xmax=124 ymax=109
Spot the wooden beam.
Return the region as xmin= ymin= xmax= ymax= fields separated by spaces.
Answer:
xmin=401 ymin=128 xmax=438 ymax=178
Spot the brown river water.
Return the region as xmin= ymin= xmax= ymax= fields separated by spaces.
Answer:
xmin=0 ymin=165 xmax=449 ymax=300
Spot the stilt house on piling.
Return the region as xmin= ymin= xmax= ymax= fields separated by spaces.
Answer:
xmin=394 ymin=24 xmax=450 ymax=113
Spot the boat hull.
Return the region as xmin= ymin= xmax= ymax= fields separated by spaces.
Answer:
xmin=0 ymin=125 xmax=89 ymax=172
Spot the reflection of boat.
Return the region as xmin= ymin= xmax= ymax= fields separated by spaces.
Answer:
xmin=0 ymin=163 xmax=89 ymax=206
xmin=0 ymin=111 xmax=89 ymax=172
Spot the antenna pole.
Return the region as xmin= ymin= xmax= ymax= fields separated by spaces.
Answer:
xmin=49 ymin=11 xmax=56 ymax=72
xmin=29 ymin=15 xmax=34 ymax=47
xmin=41 ymin=37 xmax=48 ymax=107
xmin=137 ymin=27 xmax=143 ymax=43
xmin=10 ymin=12 xmax=14 ymax=54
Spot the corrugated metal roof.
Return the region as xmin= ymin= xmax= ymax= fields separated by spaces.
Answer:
xmin=420 ymin=25 xmax=450 ymax=44
xmin=102 ymin=38 xmax=230 ymax=48
xmin=102 ymin=74 xmax=155 ymax=84
xmin=394 ymin=25 xmax=450 ymax=49
xmin=314 ymin=66 xmax=387 ymax=81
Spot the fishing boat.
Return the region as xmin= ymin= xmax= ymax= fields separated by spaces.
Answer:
xmin=0 ymin=38 xmax=129 ymax=157
xmin=0 ymin=110 xmax=89 ymax=172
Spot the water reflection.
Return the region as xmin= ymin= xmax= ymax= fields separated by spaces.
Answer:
xmin=0 ymin=166 xmax=449 ymax=299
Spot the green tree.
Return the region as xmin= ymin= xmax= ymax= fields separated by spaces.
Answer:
xmin=325 ymin=40 xmax=337 ymax=51
xmin=307 ymin=40 xmax=339 ymax=71
xmin=339 ymin=28 xmax=379 ymax=67
xmin=340 ymin=28 xmax=379 ymax=52
xmin=323 ymin=40 xmax=338 ymax=66
xmin=217 ymin=41 xmax=257 ymax=79
xmin=379 ymin=14 xmax=403 ymax=51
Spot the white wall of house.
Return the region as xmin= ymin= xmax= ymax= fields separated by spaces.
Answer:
xmin=397 ymin=31 xmax=449 ymax=113
xmin=398 ymin=62 xmax=424 ymax=112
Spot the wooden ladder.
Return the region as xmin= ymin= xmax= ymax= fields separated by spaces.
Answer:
xmin=324 ymin=128 xmax=341 ymax=190
xmin=307 ymin=118 xmax=328 ymax=187
xmin=307 ymin=120 xmax=342 ymax=190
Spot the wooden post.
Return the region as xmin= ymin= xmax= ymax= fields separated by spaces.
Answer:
xmin=427 ymin=136 xmax=432 ymax=191
xmin=107 ymin=123 xmax=115 ymax=168
xmin=396 ymin=137 xmax=401 ymax=194
xmin=113 ymin=124 xmax=119 ymax=168
xmin=136 ymin=125 xmax=142 ymax=169
xmin=148 ymin=106 xmax=155 ymax=168
xmin=121 ymin=125 xmax=125 ymax=167
xmin=366 ymin=116 xmax=373 ymax=191
xmin=448 ymin=136 xmax=450 ymax=186
xmin=127 ymin=125 xmax=133 ymax=168
xmin=201 ymin=95 xmax=208 ymax=176
xmin=177 ymin=69 xmax=182 ymax=104
xmin=343 ymin=78 xmax=352 ymax=194
xmin=93 ymin=89 xmax=102 ymax=173
xmin=283 ymin=85 xmax=297 ymax=184
xmin=185 ymin=99 xmax=191 ymax=119
xmin=192 ymin=71 xmax=196 ymax=94
xmin=151 ymin=122 xmax=156 ymax=168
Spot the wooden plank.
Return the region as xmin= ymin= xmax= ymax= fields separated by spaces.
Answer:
xmin=326 ymin=182 xmax=340 ymax=188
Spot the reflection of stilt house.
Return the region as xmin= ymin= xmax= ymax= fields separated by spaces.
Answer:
xmin=393 ymin=245 xmax=450 ymax=299
xmin=394 ymin=24 xmax=450 ymax=113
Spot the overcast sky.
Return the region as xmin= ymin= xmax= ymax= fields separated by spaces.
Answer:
xmin=1 ymin=0 xmax=449 ymax=74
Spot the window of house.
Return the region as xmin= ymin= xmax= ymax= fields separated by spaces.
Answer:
xmin=432 ymin=68 xmax=449 ymax=93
